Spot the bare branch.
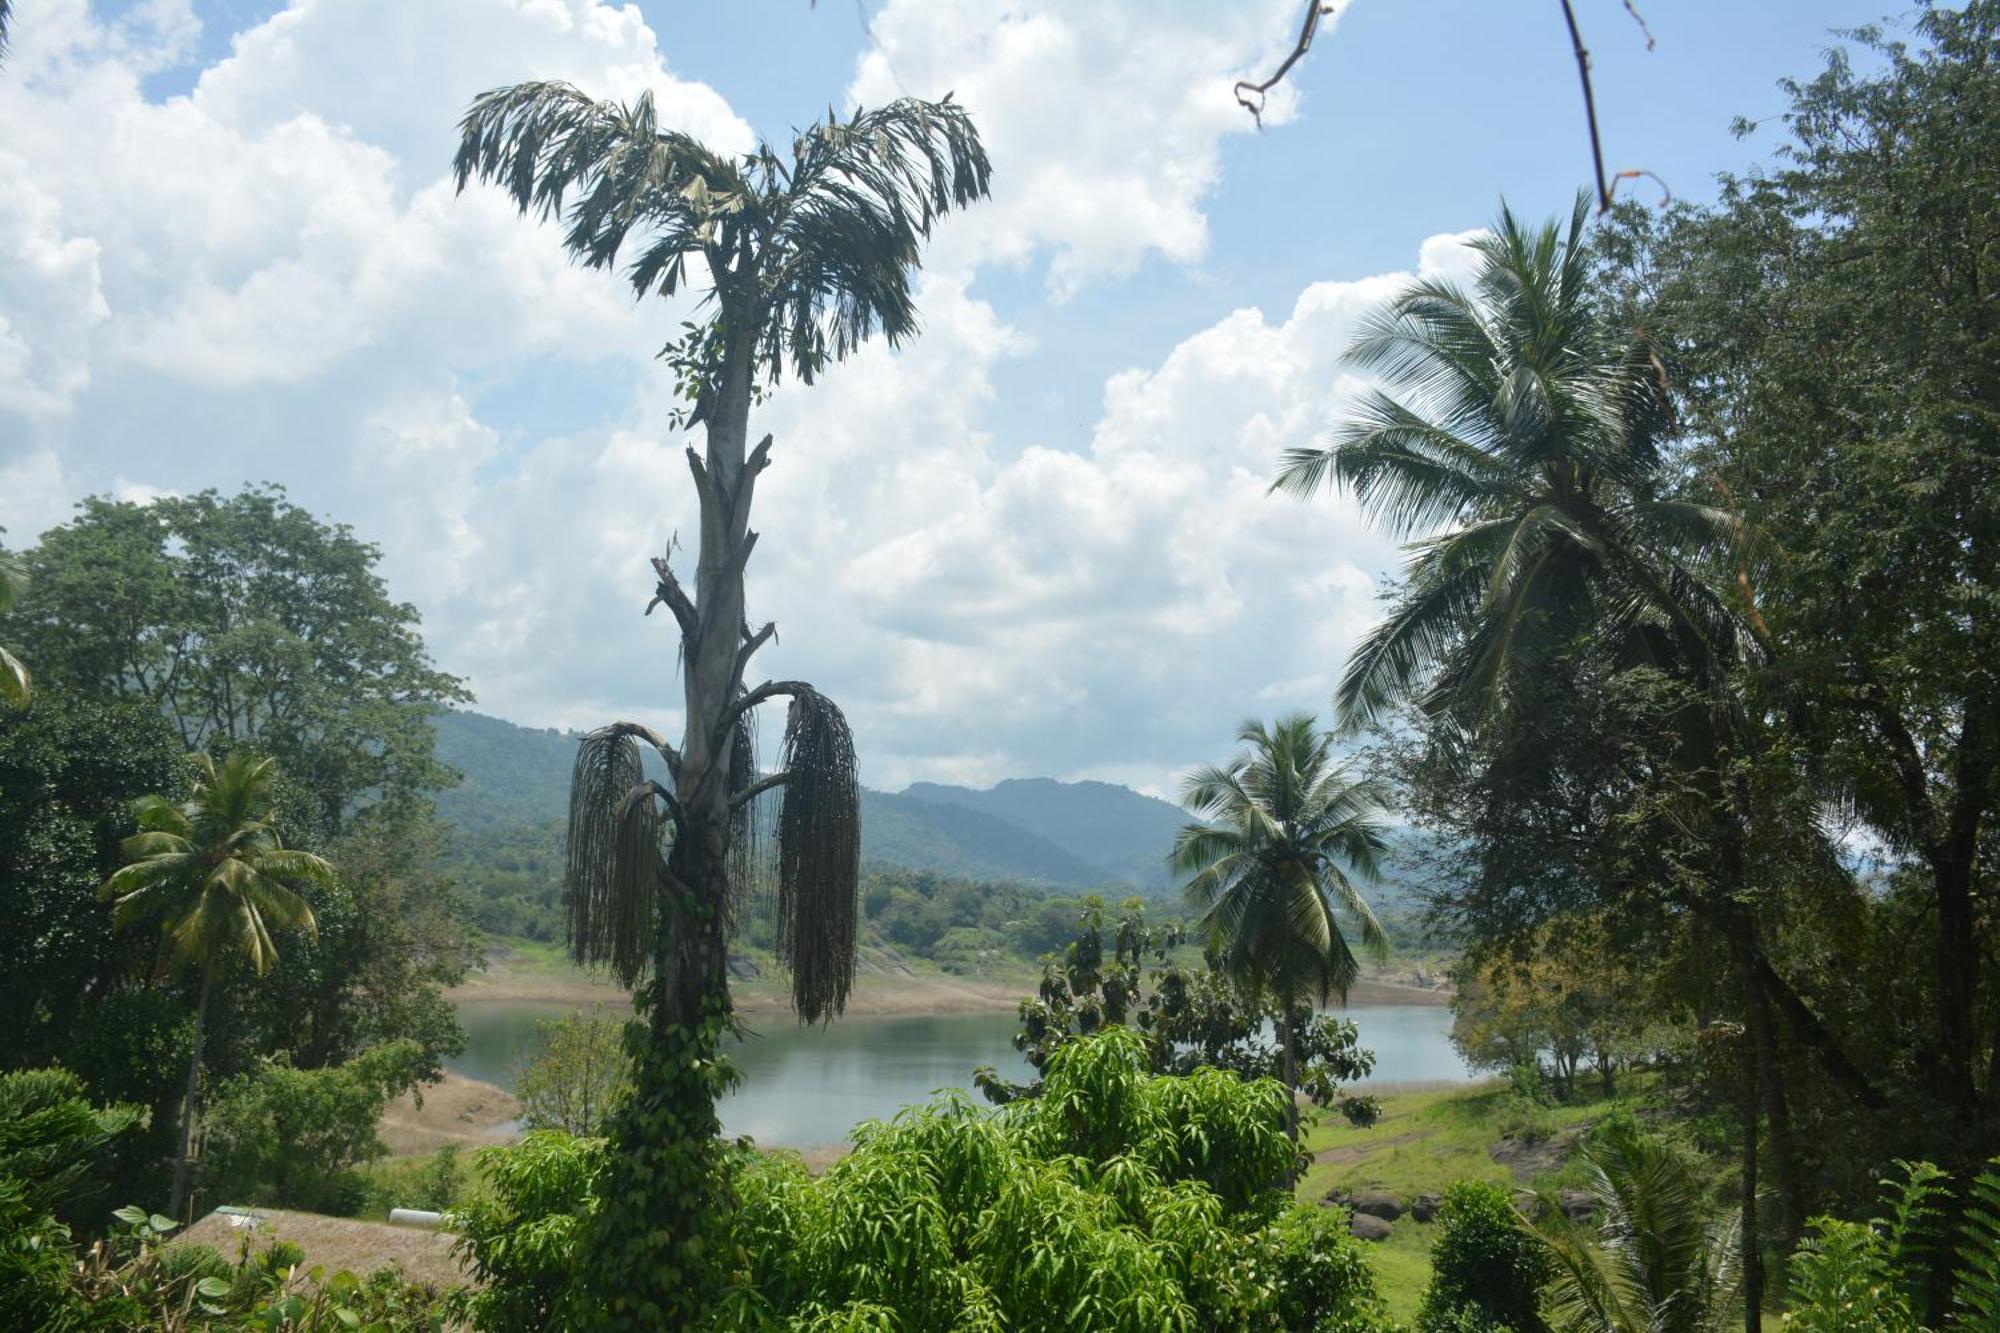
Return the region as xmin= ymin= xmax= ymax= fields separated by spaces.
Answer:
xmin=685 ymin=446 xmax=724 ymax=520
xmin=1234 ymin=1 xmax=1332 ymax=128
xmin=602 ymin=720 xmax=681 ymax=779
xmin=731 ymin=770 xmax=793 ymax=810
xmin=647 ymin=555 xmax=700 ymax=643
xmin=1558 ymin=0 xmax=1614 ymax=212
xmin=618 ymin=778 xmax=684 ymax=828
xmin=737 ymin=620 xmax=778 ymax=686
xmin=728 ymin=529 xmax=761 ymax=581
xmin=725 ymin=678 xmax=813 ymax=731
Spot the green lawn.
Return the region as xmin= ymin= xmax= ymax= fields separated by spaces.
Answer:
xmin=1295 ymin=1076 xmax=1656 ymax=1322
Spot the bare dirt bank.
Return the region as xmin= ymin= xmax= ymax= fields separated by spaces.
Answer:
xmin=378 ymin=1071 xmax=521 ymax=1156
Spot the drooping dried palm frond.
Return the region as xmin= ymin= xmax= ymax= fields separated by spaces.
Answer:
xmin=567 ymin=725 xmax=663 ymax=986
xmin=728 ymin=701 xmax=764 ymax=915
xmin=775 ymin=686 xmax=860 ymax=1023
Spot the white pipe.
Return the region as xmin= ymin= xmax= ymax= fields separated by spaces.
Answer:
xmin=388 ymin=1208 xmax=444 ymax=1230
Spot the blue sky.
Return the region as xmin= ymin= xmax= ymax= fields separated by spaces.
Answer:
xmin=0 ymin=0 xmax=1900 ymax=793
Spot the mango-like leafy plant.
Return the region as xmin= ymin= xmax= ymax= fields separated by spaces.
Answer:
xmin=451 ymin=81 xmax=990 ymax=1325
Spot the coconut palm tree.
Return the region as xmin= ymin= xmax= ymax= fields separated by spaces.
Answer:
xmin=1275 ymin=197 xmax=1748 ymax=732
xmin=99 ymin=750 xmax=330 ymax=1222
xmin=0 ymin=555 xmax=28 ymax=706
xmin=451 ymin=82 xmax=990 ymax=1320
xmin=1172 ymin=714 xmax=1390 ymax=1161
xmin=1529 ymin=1121 xmax=1743 ymax=1333
xmin=1275 ymin=200 xmax=1807 ymax=1329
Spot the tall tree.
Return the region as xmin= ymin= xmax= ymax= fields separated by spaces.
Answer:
xmin=1171 ymin=714 xmax=1390 ymax=1161
xmin=1623 ymin=2 xmax=2000 ymax=1129
xmin=9 ymin=486 xmax=469 ymax=835
xmin=451 ymin=82 xmax=990 ymax=1323
xmin=1278 ymin=200 xmax=1838 ymax=1324
xmin=99 ymin=750 xmax=332 ymax=1222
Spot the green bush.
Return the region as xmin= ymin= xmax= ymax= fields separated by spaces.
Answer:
xmin=200 ymin=1040 xmax=427 ymax=1213
xmin=453 ymin=1027 xmax=1397 ymax=1332
xmin=1417 ymin=1180 xmax=1550 ymax=1333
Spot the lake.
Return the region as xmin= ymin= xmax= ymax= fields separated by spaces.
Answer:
xmin=448 ymin=1001 xmax=1475 ymax=1146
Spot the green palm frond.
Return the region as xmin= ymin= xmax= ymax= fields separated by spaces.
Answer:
xmin=453 ymin=82 xmax=991 ymax=392
xmin=1174 ymin=714 xmax=1391 ymax=1010
xmin=100 ymin=749 xmax=325 ymax=980
xmin=1957 ymin=1159 xmax=2000 ymax=1328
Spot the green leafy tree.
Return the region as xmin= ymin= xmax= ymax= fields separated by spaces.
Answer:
xmin=9 ymin=485 xmax=469 ymax=835
xmin=200 ymin=1040 xmax=427 ymax=1214
xmin=1417 ymin=1180 xmax=1551 ymax=1333
xmin=1528 ymin=1121 xmax=1741 ymax=1333
xmin=515 ymin=1005 xmax=632 ymax=1137
xmin=99 ymin=750 xmax=333 ymax=1221
xmin=978 ymin=898 xmax=1380 ymax=1132
xmin=450 ymin=78 xmax=990 ymax=1324
xmin=1613 ymin=3 xmax=2000 ymax=1132
xmin=1172 ymin=715 xmax=1390 ymax=1159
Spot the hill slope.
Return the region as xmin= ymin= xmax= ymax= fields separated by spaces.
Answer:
xmin=431 ymin=710 xmax=1148 ymax=888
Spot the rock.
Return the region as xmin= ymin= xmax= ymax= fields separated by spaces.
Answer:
xmin=1322 ymin=1187 xmax=1352 ymax=1206
xmin=1559 ymin=1189 xmax=1597 ymax=1222
xmin=1347 ymin=1213 xmax=1393 ymax=1242
xmin=1350 ymin=1191 xmax=1403 ymax=1221
xmin=726 ymin=955 xmax=762 ymax=980
xmin=1411 ymin=1192 xmax=1442 ymax=1223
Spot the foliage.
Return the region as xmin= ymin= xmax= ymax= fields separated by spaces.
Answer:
xmin=1527 ymin=1120 xmax=1740 ymax=1333
xmin=0 ymin=1066 xmax=142 ymax=1222
xmin=0 ymin=550 xmax=28 ymax=706
xmin=455 ymin=1029 xmax=1394 ymax=1332
xmin=200 ymin=1040 xmax=428 ymax=1214
xmin=1449 ymin=915 xmax=1665 ymax=1102
xmin=8 ymin=1198 xmax=452 ymax=1331
xmin=5 ymin=485 xmax=469 ymax=834
xmin=514 ymin=1005 xmax=632 ymax=1137
xmin=1417 ymin=1181 xmax=1550 ymax=1333
xmin=1781 ymin=1157 xmax=2000 ymax=1333
xmin=978 ymin=898 xmax=1379 ymax=1136
xmin=1174 ymin=714 xmax=1391 ymax=1012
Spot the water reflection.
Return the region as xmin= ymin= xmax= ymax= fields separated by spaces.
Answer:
xmin=447 ymin=1001 xmax=1472 ymax=1146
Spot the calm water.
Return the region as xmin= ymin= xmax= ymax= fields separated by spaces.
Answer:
xmin=448 ymin=1001 xmax=1473 ymax=1146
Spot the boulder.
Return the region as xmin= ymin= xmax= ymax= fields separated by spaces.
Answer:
xmin=726 ymin=955 xmax=763 ymax=980
xmin=1350 ymin=1191 xmax=1403 ymax=1221
xmin=1347 ymin=1213 xmax=1393 ymax=1242
xmin=1559 ymin=1189 xmax=1597 ymax=1222
xmin=1411 ymin=1192 xmax=1443 ymax=1223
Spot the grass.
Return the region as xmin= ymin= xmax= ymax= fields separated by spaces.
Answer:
xmin=1295 ymin=1074 xmax=1658 ymax=1321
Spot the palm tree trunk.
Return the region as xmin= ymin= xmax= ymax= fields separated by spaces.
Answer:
xmin=1281 ymin=1019 xmax=1300 ymax=1188
xmin=169 ymin=961 xmax=215 ymax=1223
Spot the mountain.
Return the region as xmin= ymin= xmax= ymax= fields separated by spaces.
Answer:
xmin=429 ymin=710 xmax=1156 ymax=888
xmin=900 ymin=778 xmax=1185 ymax=889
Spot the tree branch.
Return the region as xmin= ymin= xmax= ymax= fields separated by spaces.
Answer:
xmin=618 ymin=778 xmax=684 ymax=830
xmin=724 ymin=678 xmax=813 ymax=731
xmin=1753 ymin=952 xmax=1888 ymax=1110
xmin=598 ymin=721 xmax=682 ymax=780
xmin=731 ymin=770 xmax=793 ymax=810
xmin=1233 ymin=0 xmax=1331 ymax=128
xmin=646 ymin=555 xmax=700 ymax=644
xmin=736 ymin=620 xmax=778 ymax=687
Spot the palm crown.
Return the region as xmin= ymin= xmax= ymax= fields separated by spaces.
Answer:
xmin=1173 ymin=714 xmax=1391 ymax=1009
xmin=1276 ymin=198 xmax=1751 ymax=730
xmin=100 ymin=749 xmax=329 ymax=976
xmin=454 ymin=83 xmax=991 ymax=405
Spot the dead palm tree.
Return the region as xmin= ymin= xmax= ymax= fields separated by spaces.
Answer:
xmin=99 ymin=750 xmax=330 ymax=1221
xmin=1172 ymin=714 xmax=1390 ymax=1163
xmin=451 ymin=81 xmax=990 ymax=1321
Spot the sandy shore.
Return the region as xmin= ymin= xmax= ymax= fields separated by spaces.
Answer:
xmin=447 ymin=951 xmax=1448 ymax=1014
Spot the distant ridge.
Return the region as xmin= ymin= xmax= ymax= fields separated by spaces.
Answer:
xmin=429 ymin=710 xmax=1178 ymax=889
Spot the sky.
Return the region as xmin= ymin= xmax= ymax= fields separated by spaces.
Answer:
xmin=0 ymin=0 xmax=1902 ymax=796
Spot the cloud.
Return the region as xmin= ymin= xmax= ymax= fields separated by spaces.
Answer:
xmin=0 ymin=0 xmax=1469 ymax=796
xmin=848 ymin=0 xmax=1325 ymax=295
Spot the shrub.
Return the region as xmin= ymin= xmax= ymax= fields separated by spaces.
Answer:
xmin=514 ymin=1006 xmax=631 ymax=1137
xmin=457 ymin=1027 xmax=1398 ymax=1332
xmin=201 ymin=1040 xmax=427 ymax=1213
xmin=1417 ymin=1180 xmax=1550 ymax=1333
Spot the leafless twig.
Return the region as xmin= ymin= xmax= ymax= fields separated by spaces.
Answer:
xmin=1234 ymin=0 xmax=1336 ymax=128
